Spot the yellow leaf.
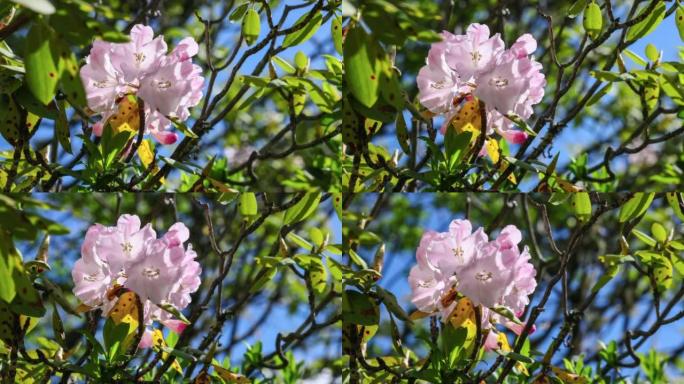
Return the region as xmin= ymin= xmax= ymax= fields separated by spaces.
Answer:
xmin=448 ymin=297 xmax=475 ymax=328
xmin=137 ymin=139 xmax=155 ymax=167
xmin=108 ymin=96 xmax=140 ymax=134
xmin=447 ymin=298 xmax=478 ymax=353
xmin=556 ymin=179 xmax=584 ymax=192
xmin=152 ymin=329 xmax=183 ymax=374
xmin=119 ymin=313 xmax=140 ymax=353
xmin=532 ymin=374 xmax=551 ymax=384
xmin=26 ymin=112 xmax=40 ymax=134
xmin=75 ymin=303 xmax=93 ymax=313
xmin=213 ymin=365 xmax=251 ymax=383
xmin=551 ymin=366 xmax=588 ymax=383
xmin=499 ymin=161 xmax=517 ymax=184
xmin=208 ymin=178 xmax=239 ymax=193
xmin=107 ymin=291 xmax=141 ymax=324
xmin=450 ymin=98 xmax=483 ymax=134
xmin=408 ymin=310 xmax=432 ymax=320
xmin=496 ymin=331 xmax=511 ymax=352
xmin=516 ymin=361 xmax=530 ymax=376
xmin=485 ymin=138 xmax=500 ymax=163
xmin=193 ymin=371 xmax=211 ymax=384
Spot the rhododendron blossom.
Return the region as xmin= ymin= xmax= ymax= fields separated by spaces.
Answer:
xmin=72 ymin=214 xmax=201 ymax=347
xmin=408 ymin=219 xmax=537 ymax=350
xmin=80 ymin=25 xmax=204 ymax=145
xmin=417 ymin=23 xmax=545 ymax=145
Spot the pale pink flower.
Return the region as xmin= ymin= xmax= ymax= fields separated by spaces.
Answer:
xmin=79 ymin=25 xmax=204 ymax=145
xmin=72 ymin=215 xmax=202 ymax=340
xmin=407 ymin=219 xmax=538 ymax=351
xmin=125 ymin=239 xmax=183 ymax=305
xmin=443 ymin=24 xmax=504 ymax=81
xmin=416 ymin=23 xmax=545 ymax=145
xmin=109 ymin=25 xmax=167 ymax=83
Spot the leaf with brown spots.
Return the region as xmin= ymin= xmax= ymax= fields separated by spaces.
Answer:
xmin=550 ymin=366 xmax=589 ymax=383
xmin=193 ymin=370 xmax=211 ymax=384
xmin=449 ymin=98 xmax=483 ymax=137
xmin=0 ymin=300 xmax=18 ymax=343
xmin=54 ymin=37 xmax=87 ymax=108
xmin=107 ymin=291 xmax=141 ymax=324
xmin=108 ymin=96 xmax=140 ymax=136
xmin=24 ymin=21 xmax=60 ymax=105
xmin=0 ymin=94 xmax=21 ymax=145
xmin=151 ymin=329 xmax=183 ymax=374
xmin=213 ymin=365 xmax=251 ymax=383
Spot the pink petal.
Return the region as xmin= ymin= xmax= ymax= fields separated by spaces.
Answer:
xmin=138 ymin=329 xmax=153 ymax=349
xmin=163 ymin=319 xmax=187 ymax=334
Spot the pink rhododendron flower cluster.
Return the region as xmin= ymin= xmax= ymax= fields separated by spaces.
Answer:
xmin=80 ymin=25 xmax=204 ymax=145
xmin=72 ymin=214 xmax=201 ymax=347
xmin=417 ymin=23 xmax=545 ymax=145
xmin=408 ymin=219 xmax=537 ymax=350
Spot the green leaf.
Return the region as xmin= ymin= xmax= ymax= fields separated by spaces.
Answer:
xmin=568 ymin=0 xmax=589 ymax=18
xmin=348 ymin=249 xmax=368 ymax=269
xmin=229 ymin=2 xmax=249 ymax=21
xmin=294 ymin=255 xmax=327 ymax=294
xmin=0 ymin=94 xmax=21 ymax=145
xmin=505 ymin=352 xmax=535 ymax=364
xmin=666 ymin=192 xmax=684 ymax=221
xmin=332 ymin=193 xmax=343 ymax=220
xmin=445 ymin=130 xmax=473 ymax=170
xmin=0 ymin=233 xmax=17 ymax=302
xmin=332 ymin=16 xmax=343 ymax=55
xmin=157 ymin=302 xmax=190 ymax=324
xmin=571 ymin=192 xmax=592 ymax=223
xmin=11 ymin=0 xmax=55 ymax=14
xmin=626 ymin=2 xmax=666 ymax=42
xmin=25 ymin=21 xmax=60 ymax=105
xmin=283 ymin=12 xmax=322 ymax=48
xmin=287 ymin=232 xmax=313 ymax=251
xmin=103 ymin=317 xmax=133 ymax=362
xmin=238 ymin=192 xmax=258 ymax=217
xmin=651 ymin=223 xmax=667 ymax=244
xmin=632 ymin=229 xmax=657 ymax=247
xmin=645 ymin=43 xmax=659 ymax=62
xmin=586 ymin=83 xmax=612 ymax=106
xmin=294 ymin=51 xmax=309 ymax=72
xmin=168 ymin=117 xmax=198 ymax=139
xmin=342 ymin=290 xmax=379 ymax=326
xmin=250 ymin=268 xmax=276 ymax=293
xmin=592 ymin=265 xmax=620 ymax=293
xmin=0 ymin=301 xmax=18 ymax=343
xmin=378 ymin=60 xmax=403 ymax=109
xmin=309 ymin=227 xmax=324 ymax=248
xmin=53 ymin=38 xmax=87 ymax=108
xmin=395 ymin=112 xmax=411 ymax=154
xmin=56 ymin=101 xmax=72 ymax=153
xmin=344 ymin=26 xmax=379 ymax=108
xmin=619 ymin=193 xmax=655 ymax=223
xmin=243 ymin=8 xmax=261 ymax=46
xmin=10 ymin=267 xmax=45 ymax=317
xmin=283 ymin=193 xmax=320 ymax=226
xmin=377 ymin=287 xmax=411 ymax=323
xmin=677 ymin=6 xmax=684 ymax=41
xmin=623 ymin=49 xmax=647 ymax=67
xmin=271 ymin=56 xmax=295 ymax=74
xmin=583 ymin=2 xmax=603 ymax=40
xmin=653 ymin=256 xmax=673 ymax=291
